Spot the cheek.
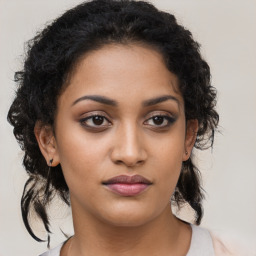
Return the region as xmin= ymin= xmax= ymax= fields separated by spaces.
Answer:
xmin=55 ymin=126 xmax=106 ymax=186
xmin=58 ymin=140 xmax=100 ymax=171
xmin=56 ymin=114 xmax=106 ymax=160
xmin=157 ymin=148 xmax=183 ymax=189
xmin=151 ymin=131 xmax=185 ymax=191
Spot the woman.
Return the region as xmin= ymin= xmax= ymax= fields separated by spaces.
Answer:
xmin=8 ymin=0 xmax=222 ymax=255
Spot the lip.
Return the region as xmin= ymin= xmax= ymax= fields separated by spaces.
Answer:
xmin=102 ymin=175 xmax=152 ymax=196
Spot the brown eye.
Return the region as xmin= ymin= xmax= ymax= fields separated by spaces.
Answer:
xmin=80 ymin=115 xmax=111 ymax=129
xmin=144 ymin=114 xmax=176 ymax=128
xmin=92 ymin=116 xmax=104 ymax=125
xmin=152 ymin=116 xmax=164 ymax=125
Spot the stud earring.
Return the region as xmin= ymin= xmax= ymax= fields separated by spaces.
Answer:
xmin=49 ymin=159 xmax=53 ymax=166
xmin=185 ymin=151 xmax=188 ymax=155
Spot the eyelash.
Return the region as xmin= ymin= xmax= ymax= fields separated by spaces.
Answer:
xmin=80 ymin=114 xmax=112 ymax=129
xmin=144 ymin=115 xmax=176 ymax=128
xmin=79 ymin=113 xmax=176 ymax=130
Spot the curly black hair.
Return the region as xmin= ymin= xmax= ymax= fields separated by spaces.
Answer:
xmin=7 ymin=0 xmax=219 ymax=242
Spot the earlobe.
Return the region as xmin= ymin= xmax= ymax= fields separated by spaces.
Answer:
xmin=34 ymin=121 xmax=60 ymax=166
xmin=183 ymin=119 xmax=198 ymax=161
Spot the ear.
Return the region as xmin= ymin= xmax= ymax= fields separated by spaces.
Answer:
xmin=183 ymin=119 xmax=198 ymax=161
xmin=34 ymin=121 xmax=60 ymax=166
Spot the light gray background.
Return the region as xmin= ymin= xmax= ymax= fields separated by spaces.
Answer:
xmin=0 ymin=0 xmax=256 ymax=255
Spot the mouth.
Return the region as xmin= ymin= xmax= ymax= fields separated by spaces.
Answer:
xmin=102 ymin=175 xmax=152 ymax=197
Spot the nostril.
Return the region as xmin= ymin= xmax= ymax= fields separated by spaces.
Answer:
xmin=115 ymin=160 xmax=123 ymax=165
xmin=115 ymin=159 xmax=145 ymax=168
xmin=137 ymin=160 xmax=145 ymax=165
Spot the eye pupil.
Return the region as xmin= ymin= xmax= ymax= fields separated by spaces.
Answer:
xmin=153 ymin=116 xmax=164 ymax=125
xmin=93 ymin=116 xmax=104 ymax=125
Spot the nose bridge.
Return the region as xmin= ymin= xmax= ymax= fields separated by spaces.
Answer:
xmin=111 ymin=120 xmax=146 ymax=166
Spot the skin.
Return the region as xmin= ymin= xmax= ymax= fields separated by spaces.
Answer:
xmin=35 ymin=43 xmax=198 ymax=255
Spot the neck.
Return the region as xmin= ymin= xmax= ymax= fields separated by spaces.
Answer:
xmin=67 ymin=203 xmax=191 ymax=256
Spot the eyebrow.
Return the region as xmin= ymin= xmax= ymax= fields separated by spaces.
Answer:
xmin=72 ymin=95 xmax=117 ymax=106
xmin=72 ymin=94 xmax=179 ymax=107
xmin=142 ymin=95 xmax=179 ymax=107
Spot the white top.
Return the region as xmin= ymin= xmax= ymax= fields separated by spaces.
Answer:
xmin=187 ymin=225 xmax=214 ymax=256
xmin=39 ymin=225 xmax=215 ymax=256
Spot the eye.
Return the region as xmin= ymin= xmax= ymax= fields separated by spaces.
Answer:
xmin=144 ymin=114 xmax=176 ymax=128
xmin=80 ymin=115 xmax=111 ymax=129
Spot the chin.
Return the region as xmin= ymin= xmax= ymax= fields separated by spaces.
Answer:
xmin=98 ymin=206 xmax=159 ymax=228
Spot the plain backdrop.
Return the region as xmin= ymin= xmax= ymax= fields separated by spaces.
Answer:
xmin=0 ymin=0 xmax=256 ymax=255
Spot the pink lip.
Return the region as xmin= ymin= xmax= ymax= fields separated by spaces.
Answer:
xmin=102 ymin=175 xmax=152 ymax=196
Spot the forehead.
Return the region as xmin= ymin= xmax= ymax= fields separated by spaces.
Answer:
xmin=60 ymin=43 xmax=183 ymax=107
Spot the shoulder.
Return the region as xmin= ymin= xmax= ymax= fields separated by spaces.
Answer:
xmin=211 ymin=231 xmax=256 ymax=256
xmin=187 ymin=225 xmax=215 ymax=256
xmin=189 ymin=225 xmax=254 ymax=256
xmin=211 ymin=235 xmax=234 ymax=255
xmin=39 ymin=243 xmax=63 ymax=256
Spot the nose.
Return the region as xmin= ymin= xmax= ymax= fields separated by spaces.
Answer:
xmin=110 ymin=123 xmax=147 ymax=167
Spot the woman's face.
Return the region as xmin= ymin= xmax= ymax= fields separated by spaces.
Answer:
xmin=48 ymin=44 xmax=195 ymax=227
